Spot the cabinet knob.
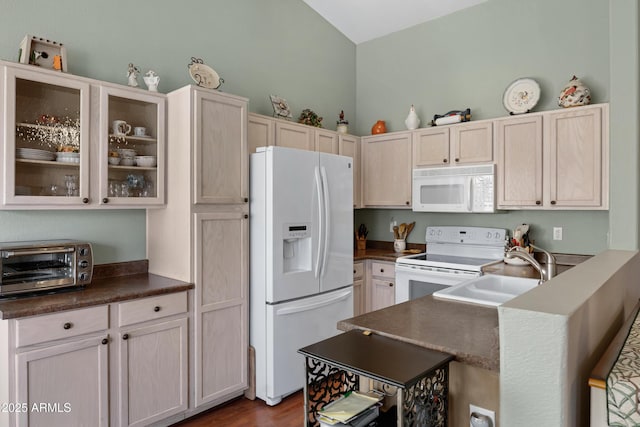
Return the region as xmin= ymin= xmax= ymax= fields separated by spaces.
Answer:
xmin=244 ymin=214 xmax=249 ymax=219
xmin=244 ymin=197 xmax=249 ymax=203
xmin=405 ymin=201 xmax=410 ymax=205
xmin=101 ymin=338 xmax=109 ymax=345
xmin=82 ymin=197 xmax=89 ymax=204
xmin=154 ymin=306 xmax=160 ymax=312
xmin=380 ymin=268 xmax=384 ymax=273
xmin=102 ymin=198 xmax=109 ymax=204
xmin=122 ymin=334 xmax=129 ymax=340
xmin=353 ymin=270 xmax=356 ymax=274
xmin=536 ymin=200 xmax=541 ymax=205
xmin=454 ymin=158 xmax=459 ymax=162
xmin=63 ymin=322 xmax=72 ymax=330
xmin=388 ymin=282 xmax=393 ymax=287
xmin=443 ymin=159 xmax=448 ymax=163
xmin=551 ymin=200 xmax=557 ymax=205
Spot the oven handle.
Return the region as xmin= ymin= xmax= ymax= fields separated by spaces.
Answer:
xmin=2 ymin=247 xmax=75 ymax=258
xmin=395 ymin=264 xmax=480 ymax=278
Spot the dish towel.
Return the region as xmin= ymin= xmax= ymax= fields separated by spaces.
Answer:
xmin=607 ymin=309 xmax=640 ymax=426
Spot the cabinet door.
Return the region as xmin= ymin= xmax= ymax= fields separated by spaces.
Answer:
xmin=194 ymin=211 xmax=248 ymax=406
xmin=194 ymin=90 xmax=248 ymax=204
xmin=495 ymin=115 xmax=543 ymax=208
xmin=99 ymin=85 xmax=166 ymax=206
xmin=274 ymin=121 xmax=314 ymax=151
xmin=452 ymin=121 xmax=493 ymax=165
xmin=370 ymin=278 xmax=395 ymax=311
xmin=316 ymin=129 xmax=339 ymax=154
xmin=546 ymin=106 xmax=605 ymax=208
xmin=353 ymin=278 xmax=365 ymax=316
xmin=248 ymin=113 xmax=274 ymax=154
xmin=118 ymin=318 xmax=188 ymax=427
xmin=362 ymin=132 xmax=412 ymax=207
xmin=15 ymin=335 xmax=109 ymax=427
xmin=339 ymin=134 xmax=361 ymax=208
xmin=412 ymin=127 xmax=450 ymax=167
xmin=3 ymin=65 xmax=91 ymax=206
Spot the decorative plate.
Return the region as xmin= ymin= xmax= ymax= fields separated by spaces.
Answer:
xmin=188 ymin=57 xmax=223 ymax=89
xmin=503 ymin=78 xmax=540 ymax=114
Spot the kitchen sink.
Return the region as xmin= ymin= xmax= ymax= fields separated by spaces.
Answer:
xmin=432 ymin=274 xmax=539 ymax=307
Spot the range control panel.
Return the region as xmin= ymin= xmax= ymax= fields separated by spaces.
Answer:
xmin=425 ymin=226 xmax=506 ymax=246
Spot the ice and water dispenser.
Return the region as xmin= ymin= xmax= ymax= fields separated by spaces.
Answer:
xmin=282 ymin=223 xmax=312 ymax=273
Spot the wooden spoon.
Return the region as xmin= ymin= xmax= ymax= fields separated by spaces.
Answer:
xmin=398 ymin=223 xmax=406 ymax=240
xmin=393 ymin=225 xmax=399 ymax=240
xmin=406 ymin=222 xmax=415 ymax=238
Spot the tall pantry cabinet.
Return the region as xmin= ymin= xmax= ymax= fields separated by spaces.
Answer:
xmin=147 ymin=85 xmax=249 ymax=410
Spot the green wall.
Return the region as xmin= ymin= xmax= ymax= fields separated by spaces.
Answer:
xmin=0 ymin=0 xmax=356 ymax=263
xmin=354 ymin=0 xmax=624 ymax=254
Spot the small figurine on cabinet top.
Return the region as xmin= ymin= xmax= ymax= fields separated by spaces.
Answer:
xmin=298 ymin=109 xmax=323 ymax=128
xmin=430 ymin=108 xmax=471 ymax=126
xmin=143 ymin=70 xmax=160 ymax=92
xmin=337 ymin=110 xmax=349 ymax=134
xmin=127 ymin=63 xmax=140 ymax=87
xmin=558 ymin=75 xmax=591 ymax=108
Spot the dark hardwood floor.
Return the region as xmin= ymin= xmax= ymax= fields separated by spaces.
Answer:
xmin=173 ymin=392 xmax=304 ymax=427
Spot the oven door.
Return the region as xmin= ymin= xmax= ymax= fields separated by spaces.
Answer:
xmin=394 ymin=264 xmax=480 ymax=303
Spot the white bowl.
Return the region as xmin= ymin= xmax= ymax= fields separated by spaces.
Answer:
xmin=118 ymin=148 xmax=137 ymax=159
xmin=120 ymin=158 xmax=135 ymax=166
xmin=56 ymin=152 xmax=80 ymax=163
xmin=108 ymin=156 xmax=121 ymax=166
xmin=134 ymin=156 xmax=157 ymax=167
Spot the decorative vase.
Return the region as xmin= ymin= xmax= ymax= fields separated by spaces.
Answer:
xmin=337 ymin=123 xmax=348 ymax=134
xmin=558 ymin=75 xmax=591 ymax=108
xmin=404 ymin=105 xmax=420 ymax=130
xmin=371 ymin=120 xmax=386 ymax=135
xmin=393 ymin=239 xmax=406 ymax=253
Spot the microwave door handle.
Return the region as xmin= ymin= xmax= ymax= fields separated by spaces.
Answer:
xmin=467 ymin=177 xmax=473 ymax=212
xmin=2 ymin=247 xmax=75 ymax=258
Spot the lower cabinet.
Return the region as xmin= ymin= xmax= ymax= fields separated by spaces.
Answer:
xmin=4 ymin=292 xmax=190 ymax=427
xmin=353 ymin=260 xmax=396 ymax=315
xmin=353 ymin=261 xmax=365 ymax=316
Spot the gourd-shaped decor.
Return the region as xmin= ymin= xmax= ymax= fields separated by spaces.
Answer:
xmin=371 ymin=120 xmax=386 ymax=135
xmin=404 ymin=105 xmax=420 ymax=130
xmin=558 ymin=75 xmax=591 ymax=108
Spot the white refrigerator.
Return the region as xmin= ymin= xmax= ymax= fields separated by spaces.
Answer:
xmin=250 ymin=146 xmax=354 ymax=406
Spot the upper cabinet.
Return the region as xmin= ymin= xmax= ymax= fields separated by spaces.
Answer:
xmin=274 ymin=120 xmax=314 ymax=151
xmin=495 ymin=103 xmax=608 ymax=210
xmin=338 ymin=134 xmax=361 ymax=208
xmin=412 ymin=121 xmax=493 ymax=168
xmin=361 ymin=131 xmax=412 ymax=208
xmin=248 ymin=113 xmax=274 ymax=154
xmin=1 ymin=61 xmax=166 ymax=209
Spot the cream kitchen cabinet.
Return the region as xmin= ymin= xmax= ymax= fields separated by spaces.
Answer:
xmin=361 ymin=131 xmax=412 ymax=208
xmin=368 ymin=261 xmax=395 ymax=311
xmin=248 ymin=113 xmax=274 ymax=154
xmin=496 ymin=103 xmax=608 ymax=210
xmin=412 ymin=120 xmax=493 ymax=168
xmin=11 ymin=305 xmax=110 ymax=427
xmin=116 ymin=293 xmax=188 ymax=427
xmin=316 ymin=128 xmax=339 ymax=154
xmin=274 ymin=120 xmax=315 ymax=151
xmin=147 ymin=85 xmax=249 ymax=411
xmin=339 ymin=134 xmax=361 ymax=208
xmin=1 ymin=60 xmax=166 ymax=209
xmin=353 ymin=261 xmax=365 ymax=316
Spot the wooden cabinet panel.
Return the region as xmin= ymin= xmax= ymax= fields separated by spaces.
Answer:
xmin=118 ymin=292 xmax=187 ymax=327
xmin=452 ymin=121 xmax=493 ymax=165
xmin=353 ymin=278 xmax=365 ymax=316
xmin=339 ymin=134 xmax=361 ymax=208
xmin=413 ymin=127 xmax=450 ymax=167
xmin=194 ymin=91 xmax=247 ymax=204
xmin=316 ymin=129 xmax=338 ymax=154
xmin=275 ymin=121 xmax=314 ymax=151
xmin=370 ymin=278 xmax=395 ymax=312
xmin=495 ymin=115 xmax=543 ymax=208
xmin=248 ymin=113 xmax=274 ymax=154
xmin=118 ymin=318 xmax=188 ymax=427
xmin=547 ymin=107 xmax=604 ymax=208
xmin=362 ymin=132 xmax=412 ymax=208
xmin=16 ymin=335 xmax=109 ymax=427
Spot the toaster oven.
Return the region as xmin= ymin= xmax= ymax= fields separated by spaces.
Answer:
xmin=0 ymin=240 xmax=93 ymax=297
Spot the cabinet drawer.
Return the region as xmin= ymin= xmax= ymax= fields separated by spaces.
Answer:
xmin=371 ymin=262 xmax=395 ymax=279
xmin=353 ymin=262 xmax=364 ymax=280
xmin=118 ymin=292 xmax=187 ymax=327
xmin=16 ymin=305 xmax=109 ymax=348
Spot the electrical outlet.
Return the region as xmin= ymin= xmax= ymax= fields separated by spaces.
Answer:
xmin=553 ymin=227 xmax=563 ymax=241
xmin=470 ymin=404 xmax=495 ymax=427
xmin=390 ymin=219 xmax=397 ymax=233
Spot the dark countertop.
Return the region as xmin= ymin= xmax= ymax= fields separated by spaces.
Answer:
xmin=0 ymin=265 xmax=193 ymax=320
xmin=338 ymin=296 xmax=500 ymax=371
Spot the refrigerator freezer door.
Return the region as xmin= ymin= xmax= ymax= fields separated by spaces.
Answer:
xmin=265 ymin=287 xmax=353 ymax=405
xmin=266 ymin=147 xmax=321 ymax=303
xmin=319 ymin=153 xmax=354 ymax=293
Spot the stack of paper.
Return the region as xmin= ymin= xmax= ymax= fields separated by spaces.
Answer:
xmin=318 ymin=392 xmax=381 ymax=427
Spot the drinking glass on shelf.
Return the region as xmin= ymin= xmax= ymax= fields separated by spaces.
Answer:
xmin=108 ymin=180 xmax=120 ymax=197
xmin=120 ymin=182 xmax=130 ymax=198
xmin=64 ymin=175 xmax=78 ymax=197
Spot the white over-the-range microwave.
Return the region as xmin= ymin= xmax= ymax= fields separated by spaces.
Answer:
xmin=412 ymin=164 xmax=495 ymax=213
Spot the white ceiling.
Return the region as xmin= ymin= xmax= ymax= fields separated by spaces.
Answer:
xmin=302 ymin=0 xmax=488 ymax=44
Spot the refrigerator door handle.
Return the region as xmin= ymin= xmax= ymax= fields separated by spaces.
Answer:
xmin=319 ymin=166 xmax=330 ymax=277
xmin=314 ymin=166 xmax=324 ymax=279
xmin=274 ymin=288 xmax=352 ymax=316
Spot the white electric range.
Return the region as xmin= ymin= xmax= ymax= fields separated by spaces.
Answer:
xmin=395 ymin=226 xmax=507 ymax=303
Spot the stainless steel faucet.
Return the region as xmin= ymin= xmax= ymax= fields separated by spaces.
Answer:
xmin=505 ymin=244 xmax=557 ymax=283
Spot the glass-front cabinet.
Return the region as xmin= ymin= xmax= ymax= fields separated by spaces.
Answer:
xmin=4 ymin=66 xmax=90 ymax=205
xmin=99 ymin=86 xmax=165 ymax=206
xmin=1 ymin=61 xmax=166 ymax=208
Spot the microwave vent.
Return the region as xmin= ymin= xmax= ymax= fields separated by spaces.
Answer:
xmin=413 ymin=164 xmax=494 ymax=178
